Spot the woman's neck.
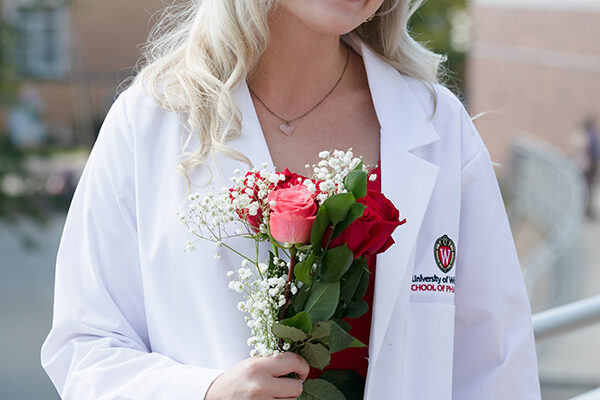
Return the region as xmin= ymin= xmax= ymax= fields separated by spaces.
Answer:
xmin=247 ymin=7 xmax=350 ymax=113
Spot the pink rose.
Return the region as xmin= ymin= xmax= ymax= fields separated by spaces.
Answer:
xmin=268 ymin=185 xmax=317 ymax=244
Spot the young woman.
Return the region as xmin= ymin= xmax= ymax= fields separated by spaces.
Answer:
xmin=41 ymin=1 xmax=541 ymax=399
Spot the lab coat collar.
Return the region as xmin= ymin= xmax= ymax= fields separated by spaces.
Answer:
xmin=230 ymin=32 xmax=441 ymax=388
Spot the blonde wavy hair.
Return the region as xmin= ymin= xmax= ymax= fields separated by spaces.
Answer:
xmin=131 ymin=0 xmax=447 ymax=185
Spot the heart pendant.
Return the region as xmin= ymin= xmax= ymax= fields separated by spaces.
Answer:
xmin=279 ymin=123 xmax=295 ymax=136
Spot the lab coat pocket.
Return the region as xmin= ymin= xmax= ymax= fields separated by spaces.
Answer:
xmin=402 ymin=302 xmax=455 ymax=400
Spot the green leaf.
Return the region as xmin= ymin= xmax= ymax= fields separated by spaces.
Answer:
xmin=310 ymin=205 xmax=330 ymax=248
xmin=300 ymin=343 xmax=331 ymax=370
xmin=322 ymin=193 xmax=355 ymax=226
xmin=339 ymin=258 xmax=367 ymax=305
xmin=332 ymin=318 xmax=352 ymax=332
xmin=304 ymin=281 xmax=340 ymax=322
xmin=299 ymin=378 xmax=345 ymax=400
xmin=329 ymin=321 xmax=366 ymax=353
xmin=317 ymin=335 xmax=330 ymax=347
xmin=343 ymin=300 xmax=369 ymax=319
xmin=319 ymin=244 xmax=354 ymax=283
xmin=292 ymin=284 xmax=310 ymax=314
xmin=280 ymin=311 xmax=312 ymax=336
xmin=268 ymin=251 xmax=276 ymax=274
xmin=294 ymin=252 xmax=315 ymax=287
xmin=331 ymin=202 xmax=366 ymax=240
xmin=310 ymin=321 xmax=331 ymax=339
xmin=320 ymin=370 xmax=365 ymax=400
xmin=272 ymin=323 xmax=308 ymax=342
xmin=343 ymin=170 xmax=367 ymax=199
xmin=295 ymin=243 xmax=313 ymax=251
xmin=352 ymin=265 xmax=370 ymax=301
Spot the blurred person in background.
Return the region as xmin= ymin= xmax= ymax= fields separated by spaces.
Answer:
xmin=569 ymin=115 xmax=599 ymax=219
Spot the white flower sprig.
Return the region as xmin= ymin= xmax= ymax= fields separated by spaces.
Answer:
xmin=311 ymin=149 xmax=372 ymax=205
xmin=227 ymin=257 xmax=298 ymax=357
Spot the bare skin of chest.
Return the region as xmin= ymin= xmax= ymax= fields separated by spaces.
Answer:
xmin=252 ymin=56 xmax=381 ymax=174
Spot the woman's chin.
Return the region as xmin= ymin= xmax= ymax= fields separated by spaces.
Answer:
xmin=276 ymin=0 xmax=379 ymax=36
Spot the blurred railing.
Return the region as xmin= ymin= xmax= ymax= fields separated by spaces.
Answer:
xmin=504 ymin=134 xmax=586 ymax=310
xmin=570 ymin=387 xmax=600 ymax=400
xmin=533 ymin=295 xmax=600 ymax=400
xmin=506 ymin=136 xmax=596 ymax=398
xmin=533 ymin=295 xmax=600 ymax=341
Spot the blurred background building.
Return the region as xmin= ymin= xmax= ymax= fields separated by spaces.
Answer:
xmin=1 ymin=0 xmax=598 ymax=399
xmin=3 ymin=0 xmax=163 ymax=147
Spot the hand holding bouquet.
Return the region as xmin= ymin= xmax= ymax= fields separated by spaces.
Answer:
xmin=180 ymin=149 xmax=405 ymax=399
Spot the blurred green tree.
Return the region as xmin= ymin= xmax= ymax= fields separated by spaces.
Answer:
xmin=409 ymin=0 xmax=469 ymax=95
xmin=0 ymin=4 xmax=56 ymax=225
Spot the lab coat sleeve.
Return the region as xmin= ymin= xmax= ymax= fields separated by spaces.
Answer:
xmin=40 ymin=90 xmax=223 ymax=399
xmin=451 ymin=110 xmax=541 ymax=399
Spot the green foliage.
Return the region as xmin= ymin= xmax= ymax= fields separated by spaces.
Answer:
xmin=310 ymin=205 xmax=330 ymax=247
xmin=322 ymin=193 xmax=355 ymax=226
xmin=331 ymin=202 xmax=365 ymax=240
xmin=320 ymin=370 xmax=365 ymax=400
xmin=300 ymin=342 xmax=331 ymax=370
xmin=279 ymin=311 xmax=312 ymax=336
xmin=304 ymin=281 xmax=340 ymax=322
xmin=329 ymin=320 xmax=365 ymax=353
xmin=343 ymin=170 xmax=367 ymax=199
xmin=294 ymin=252 xmax=315 ymax=286
xmin=319 ymin=245 xmax=354 ymax=283
xmin=342 ymin=300 xmax=369 ymax=319
xmin=353 ymin=267 xmax=370 ymax=301
xmin=339 ymin=257 xmax=367 ymax=306
xmin=299 ymin=378 xmax=345 ymax=400
xmin=291 ymin=283 xmax=311 ymax=315
xmin=272 ymin=323 xmax=308 ymax=342
xmin=286 ymin=167 xmax=373 ymax=398
xmin=310 ymin=321 xmax=331 ymax=339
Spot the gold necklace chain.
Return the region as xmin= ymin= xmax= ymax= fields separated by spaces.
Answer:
xmin=248 ymin=45 xmax=350 ymax=135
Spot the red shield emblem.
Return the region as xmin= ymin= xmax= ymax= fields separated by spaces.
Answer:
xmin=434 ymin=235 xmax=455 ymax=274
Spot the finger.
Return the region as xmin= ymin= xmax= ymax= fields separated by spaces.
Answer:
xmin=268 ymin=376 xmax=303 ymax=399
xmin=266 ymin=353 xmax=310 ymax=381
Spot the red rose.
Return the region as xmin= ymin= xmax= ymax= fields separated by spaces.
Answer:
xmin=229 ymin=171 xmax=264 ymax=232
xmin=325 ymin=190 xmax=405 ymax=258
xmin=275 ymin=168 xmax=323 ymax=195
xmin=276 ymin=168 xmax=306 ymax=190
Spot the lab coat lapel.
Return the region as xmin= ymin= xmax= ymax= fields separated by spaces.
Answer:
xmin=341 ymin=34 xmax=441 ymax=395
xmin=212 ymin=81 xmax=276 ymax=181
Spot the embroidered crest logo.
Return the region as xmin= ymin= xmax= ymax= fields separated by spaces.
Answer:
xmin=434 ymin=234 xmax=455 ymax=274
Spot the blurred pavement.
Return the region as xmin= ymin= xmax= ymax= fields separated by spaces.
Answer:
xmin=537 ymin=184 xmax=600 ymax=400
xmin=0 ymin=214 xmax=63 ymax=399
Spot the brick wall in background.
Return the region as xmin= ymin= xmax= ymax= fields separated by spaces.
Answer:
xmin=466 ymin=2 xmax=600 ymax=163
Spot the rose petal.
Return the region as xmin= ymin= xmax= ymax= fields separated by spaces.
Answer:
xmin=270 ymin=212 xmax=316 ymax=244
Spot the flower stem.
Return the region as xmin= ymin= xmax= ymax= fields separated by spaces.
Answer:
xmin=270 ymin=238 xmax=279 ymax=259
xmin=279 ymin=246 xmax=297 ymax=320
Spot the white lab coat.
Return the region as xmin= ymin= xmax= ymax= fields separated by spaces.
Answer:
xmin=41 ymin=32 xmax=541 ymax=399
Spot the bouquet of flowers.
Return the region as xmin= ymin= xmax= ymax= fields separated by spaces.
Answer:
xmin=180 ymin=149 xmax=405 ymax=399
